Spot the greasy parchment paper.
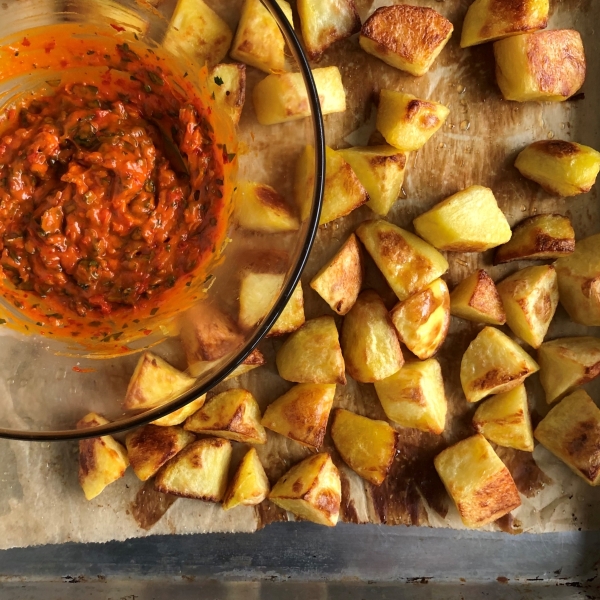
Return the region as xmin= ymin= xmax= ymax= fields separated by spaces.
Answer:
xmin=0 ymin=0 xmax=599 ymax=549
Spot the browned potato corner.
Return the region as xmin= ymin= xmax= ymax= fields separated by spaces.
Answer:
xmin=450 ymin=270 xmax=506 ymax=326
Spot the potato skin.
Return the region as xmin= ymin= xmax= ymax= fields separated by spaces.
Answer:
xmin=450 ymin=269 xmax=506 ymax=326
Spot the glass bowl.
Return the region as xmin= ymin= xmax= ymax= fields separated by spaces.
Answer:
xmin=0 ymin=0 xmax=325 ymax=440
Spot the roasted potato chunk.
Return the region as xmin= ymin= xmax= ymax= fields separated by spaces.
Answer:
xmin=534 ymin=390 xmax=600 ymax=486
xmin=276 ymin=316 xmax=346 ymax=384
xmin=413 ymin=185 xmax=512 ymax=252
xmin=377 ymin=90 xmax=449 ymax=152
xmin=239 ymin=271 xmax=284 ymax=330
xmin=230 ymin=0 xmax=292 ymax=73
xmin=330 ymin=408 xmax=397 ymax=486
xmin=261 ymin=383 xmax=336 ymax=449
xmin=309 ymin=233 xmax=364 ymax=315
xmin=360 ymin=5 xmax=453 ymax=76
xmin=461 ymin=0 xmax=548 ymax=48
xmin=473 ymin=384 xmax=534 ymax=452
xmin=269 ymin=453 xmax=341 ymax=526
xmin=163 ymin=0 xmax=232 ymax=68
xmin=341 ymin=290 xmax=404 ymax=383
xmin=208 ymin=63 xmax=246 ymax=126
xmin=124 ymin=352 xmax=196 ymax=411
xmin=155 ymin=438 xmax=232 ymax=501
xmin=356 ymin=219 xmax=448 ymax=302
xmin=184 ymin=388 xmax=267 ymax=444
xmin=338 ymin=145 xmax=407 ymax=216
xmin=222 ymin=447 xmax=270 ymax=510
xmin=188 ymin=348 xmax=266 ymax=380
xmin=295 ymin=145 xmax=368 ymax=225
xmin=234 ymin=181 xmax=299 ymax=233
xmin=77 ymin=413 xmax=129 ymax=501
xmin=298 ymin=0 xmax=360 ymax=60
xmin=270 ymin=282 xmax=305 ymax=336
xmin=555 ymin=233 xmax=600 ymax=326
xmin=151 ymin=396 xmax=206 ymax=427
xmin=450 ymin=269 xmax=506 ymax=326
xmin=253 ymin=66 xmax=346 ymax=125
xmin=494 ymin=214 xmax=575 ymax=264
xmin=390 ymin=278 xmax=450 ymax=360
xmin=374 ymin=358 xmax=447 ymax=434
xmin=461 ymin=326 xmax=539 ymax=403
xmin=494 ymin=30 xmax=586 ymax=102
xmin=126 ymin=425 xmax=195 ymax=481
xmin=434 ymin=434 xmax=521 ymax=528
xmin=497 ymin=265 xmax=558 ymax=349
xmin=538 ymin=336 xmax=600 ymax=404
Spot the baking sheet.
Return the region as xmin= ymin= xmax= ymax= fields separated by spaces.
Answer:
xmin=0 ymin=0 xmax=599 ymax=548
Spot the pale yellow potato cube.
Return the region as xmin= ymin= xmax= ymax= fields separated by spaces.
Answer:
xmin=222 ymin=447 xmax=270 ymax=510
xmin=376 ymin=90 xmax=449 ymax=152
xmin=253 ymin=67 xmax=346 ymax=125
xmin=497 ymin=265 xmax=558 ymax=349
xmin=414 ymin=185 xmax=511 ymax=252
xmin=473 ymin=385 xmax=534 ymax=452
xmin=374 ymin=359 xmax=447 ymax=434
xmin=208 ymin=63 xmax=246 ymax=126
xmin=450 ymin=269 xmax=506 ymax=326
xmin=461 ymin=326 xmax=539 ymax=403
xmin=261 ymin=383 xmax=336 ymax=449
xmin=356 ymin=219 xmax=448 ymax=302
xmin=310 ymin=233 xmax=363 ymax=315
xmin=270 ymin=282 xmax=305 ymax=336
xmin=341 ymin=290 xmax=404 ymax=383
xmin=534 ymin=390 xmax=600 ymax=486
xmin=434 ymin=433 xmax=521 ymax=528
xmin=151 ymin=396 xmax=206 ymax=427
xmin=494 ymin=30 xmax=586 ymax=102
xmin=461 ymin=0 xmax=548 ymax=48
xmin=360 ymin=5 xmax=453 ymax=76
xmin=515 ymin=141 xmax=600 ymax=197
xmin=269 ymin=453 xmax=341 ymax=526
xmin=390 ymin=278 xmax=450 ymax=360
xmin=337 ymin=145 xmax=407 ymax=216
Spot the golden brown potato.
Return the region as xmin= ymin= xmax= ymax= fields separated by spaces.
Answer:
xmin=360 ymin=5 xmax=453 ymax=76
xmin=461 ymin=326 xmax=539 ymax=403
xmin=208 ymin=63 xmax=246 ymax=126
xmin=461 ymin=0 xmax=548 ymax=48
xmin=473 ymin=384 xmax=534 ymax=452
xmin=330 ymin=408 xmax=397 ymax=486
xmin=269 ymin=453 xmax=341 ymax=526
xmin=497 ymin=265 xmax=558 ymax=349
xmin=155 ymin=438 xmax=232 ymax=501
xmin=151 ymin=396 xmax=206 ymax=427
xmin=188 ymin=348 xmax=266 ymax=380
xmin=374 ymin=358 xmax=447 ymax=434
xmin=295 ymin=145 xmax=368 ymax=225
xmin=126 ymin=425 xmax=195 ymax=481
xmin=494 ymin=214 xmax=575 ymax=264
xmin=341 ymin=290 xmax=404 ymax=383
xmin=413 ymin=186 xmax=512 ymax=252
xmin=239 ymin=271 xmax=285 ymax=330
xmin=163 ymin=0 xmax=233 ymax=68
xmin=390 ymin=278 xmax=450 ymax=360
xmin=230 ymin=0 xmax=292 ymax=73
xmin=515 ymin=141 xmax=600 ymax=197
xmin=537 ymin=336 xmax=600 ymax=404
xmin=276 ymin=316 xmax=346 ymax=384
xmin=534 ymin=389 xmax=600 ymax=486
xmin=184 ymin=388 xmax=267 ymax=444
xmin=222 ymin=447 xmax=270 ymax=510
xmin=234 ymin=181 xmax=299 ymax=233
xmin=77 ymin=413 xmax=129 ymax=501
xmin=261 ymin=383 xmax=336 ymax=449
xmin=253 ymin=67 xmax=346 ymax=125
xmin=434 ymin=433 xmax=521 ymax=528
xmin=309 ymin=233 xmax=364 ymax=316
xmin=124 ymin=352 xmax=196 ymax=411
xmin=376 ymin=90 xmax=449 ymax=152
xmin=269 ymin=282 xmax=305 ymax=336
xmin=356 ymin=219 xmax=448 ymax=302
xmin=450 ymin=270 xmax=506 ymax=326
xmin=555 ymin=233 xmax=600 ymax=326
xmin=494 ymin=30 xmax=586 ymax=102
xmin=298 ymin=0 xmax=360 ymax=60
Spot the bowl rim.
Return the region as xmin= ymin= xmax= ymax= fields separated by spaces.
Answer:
xmin=0 ymin=0 xmax=325 ymax=442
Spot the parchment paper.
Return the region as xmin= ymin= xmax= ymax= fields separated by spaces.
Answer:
xmin=0 ymin=0 xmax=599 ymax=549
